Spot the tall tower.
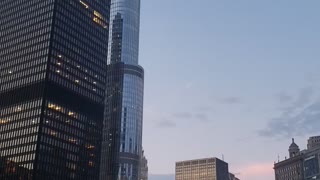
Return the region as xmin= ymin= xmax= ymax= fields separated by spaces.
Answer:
xmin=0 ymin=0 xmax=110 ymax=179
xmin=100 ymin=0 xmax=144 ymax=180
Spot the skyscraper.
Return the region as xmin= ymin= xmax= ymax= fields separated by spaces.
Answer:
xmin=0 ymin=0 xmax=110 ymax=179
xmin=99 ymin=0 xmax=144 ymax=179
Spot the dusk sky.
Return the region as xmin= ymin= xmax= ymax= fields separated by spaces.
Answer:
xmin=138 ymin=1 xmax=320 ymax=180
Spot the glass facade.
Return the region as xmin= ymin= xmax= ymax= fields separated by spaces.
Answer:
xmin=0 ymin=0 xmax=110 ymax=179
xmin=100 ymin=0 xmax=144 ymax=179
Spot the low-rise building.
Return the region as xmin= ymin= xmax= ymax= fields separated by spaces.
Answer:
xmin=175 ymin=157 xmax=229 ymax=180
xmin=274 ymin=136 xmax=320 ymax=180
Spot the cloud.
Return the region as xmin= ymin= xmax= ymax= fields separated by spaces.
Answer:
xmin=274 ymin=92 xmax=293 ymax=104
xmin=218 ymin=97 xmax=242 ymax=104
xmin=194 ymin=113 xmax=208 ymax=121
xmin=172 ymin=112 xmax=193 ymax=119
xmin=172 ymin=112 xmax=209 ymax=122
xmin=281 ymin=87 xmax=314 ymax=115
xmin=259 ymin=87 xmax=319 ymax=138
xmin=156 ymin=120 xmax=177 ymax=128
xmin=236 ymin=162 xmax=274 ymax=180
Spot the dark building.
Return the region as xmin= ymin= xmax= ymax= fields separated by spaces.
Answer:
xmin=229 ymin=173 xmax=240 ymax=180
xmin=175 ymin=157 xmax=229 ymax=180
xmin=99 ymin=0 xmax=144 ymax=180
xmin=0 ymin=0 xmax=110 ymax=179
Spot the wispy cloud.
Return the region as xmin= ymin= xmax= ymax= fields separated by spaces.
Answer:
xmin=172 ymin=112 xmax=209 ymax=122
xmin=156 ymin=120 xmax=177 ymax=128
xmin=259 ymin=87 xmax=319 ymax=138
xmin=218 ymin=97 xmax=242 ymax=104
xmin=172 ymin=112 xmax=193 ymax=119
xmin=274 ymin=92 xmax=293 ymax=104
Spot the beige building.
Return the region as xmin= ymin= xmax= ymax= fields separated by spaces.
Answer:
xmin=175 ymin=157 xmax=229 ymax=180
xmin=274 ymin=138 xmax=304 ymax=180
xmin=274 ymin=137 xmax=320 ymax=180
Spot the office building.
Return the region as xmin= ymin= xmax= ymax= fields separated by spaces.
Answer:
xmin=175 ymin=157 xmax=229 ymax=180
xmin=274 ymin=139 xmax=304 ymax=180
xmin=140 ymin=150 xmax=148 ymax=180
xmin=99 ymin=0 xmax=144 ymax=179
xmin=0 ymin=0 xmax=109 ymax=179
xmin=274 ymin=137 xmax=320 ymax=180
xmin=307 ymin=136 xmax=320 ymax=150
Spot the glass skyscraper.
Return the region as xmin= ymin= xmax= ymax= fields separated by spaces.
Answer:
xmin=99 ymin=0 xmax=144 ymax=179
xmin=0 ymin=0 xmax=110 ymax=179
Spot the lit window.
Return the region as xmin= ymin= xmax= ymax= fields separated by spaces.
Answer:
xmin=93 ymin=82 xmax=96 ymax=84
xmin=57 ymin=62 xmax=61 ymax=65
xmin=9 ymin=71 xmax=12 ymax=74
xmin=69 ymin=139 xmax=77 ymax=143
xmin=56 ymin=70 xmax=60 ymax=73
xmin=50 ymin=131 xmax=57 ymax=136
xmin=86 ymin=145 xmax=95 ymax=149
xmin=80 ymin=0 xmax=89 ymax=8
xmin=68 ymin=111 xmax=74 ymax=116
xmin=0 ymin=119 xmax=8 ymax=124
xmin=94 ymin=10 xmax=103 ymax=19
xmin=48 ymin=104 xmax=55 ymax=108
xmin=88 ymin=161 xmax=94 ymax=167
xmin=75 ymin=80 xmax=79 ymax=83
xmin=58 ymin=55 xmax=62 ymax=58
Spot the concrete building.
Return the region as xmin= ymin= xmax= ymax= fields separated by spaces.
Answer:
xmin=175 ymin=157 xmax=229 ymax=180
xmin=140 ymin=150 xmax=148 ymax=180
xmin=274 ymin=137 xmax=320 ymax=180
xmin=307 ymin=136 xmax=320 ymax=150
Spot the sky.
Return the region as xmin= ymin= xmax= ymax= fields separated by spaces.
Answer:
xmin=138 ymin=1 xmax=320 ymax=180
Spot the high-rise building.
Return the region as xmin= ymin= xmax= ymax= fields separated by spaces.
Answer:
xmin=0 ymin=0 xmax=110 ymax=179
xmin=175 ymin=157 xmax=229 ymax=180
xmin=140 ymin=150 xmax=148 ymax=180
xmin=99 ymin=0 xmax=144 ymax=180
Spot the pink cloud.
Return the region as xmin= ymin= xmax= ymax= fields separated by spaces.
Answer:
xmin=234 ymin=162 xmax=274 ymax=180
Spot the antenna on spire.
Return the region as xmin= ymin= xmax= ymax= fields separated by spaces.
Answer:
xmin=292 ymin=138 xmax=295 ymax=143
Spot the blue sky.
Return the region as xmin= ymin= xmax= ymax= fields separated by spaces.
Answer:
xmin=139 ymin=1 xmax=320 ymax=180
